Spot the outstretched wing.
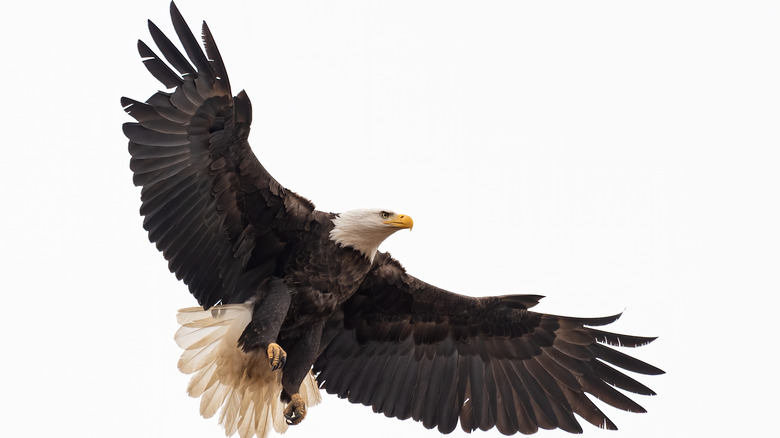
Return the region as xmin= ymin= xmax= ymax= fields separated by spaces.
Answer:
xmin=315 ymin=252 xmax=664 ymax=435
xmin=122 ymin=3 xmax=315 ymax=308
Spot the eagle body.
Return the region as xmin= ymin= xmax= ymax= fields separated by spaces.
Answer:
xmin=123 ymin=3 xmax=664 ymax=438
xmin=270 ymin=213 xmax=374 ymax=322
xmin=237 ymin=212 xmax=377 ymax=403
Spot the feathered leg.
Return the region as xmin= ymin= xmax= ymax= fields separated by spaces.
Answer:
xmin=239 ymin=278 xmax=292 ymax=370
xmin=281 ymin=322 xmax=324 ymax=425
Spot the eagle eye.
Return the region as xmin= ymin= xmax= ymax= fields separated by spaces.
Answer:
xmin=380 ymin=211 xmax=390 ymax=219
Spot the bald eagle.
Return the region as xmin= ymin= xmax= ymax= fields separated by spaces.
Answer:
xmin=122 ymin=3 xmax=663 ymax=437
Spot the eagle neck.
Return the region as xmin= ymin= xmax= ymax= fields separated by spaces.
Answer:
xmin=329 ymin=214 xmax=395 ymax=263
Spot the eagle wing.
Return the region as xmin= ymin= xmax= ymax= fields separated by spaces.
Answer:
xmin=315 ymin=252 xmax=664 ymax=435
xmin=122 ymin=3 xmax=315 ymax=308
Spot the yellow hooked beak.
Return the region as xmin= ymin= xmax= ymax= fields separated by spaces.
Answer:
xmin=383 ymin=213 xmax=413 ymax=230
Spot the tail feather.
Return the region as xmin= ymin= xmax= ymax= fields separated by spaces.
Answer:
xmin=201 ymin=380 xmax=230 ymax=418
xmin=236 ymin=399 xmax=255 ymax=438
xmin=178 ymin=338 xmax=223 ymax=374
xmin=221 ymin=389 xmax=242 ymax=435
xmin=187 ymin=360 xmax=219 ymax=396
xmin=176 ymin=306 xmax=246 ymax=326
xmin=183 ymin=326 xmax=230 ymax=351
xmin=175 ymin=304 xmax=322 ymax=438
xmin=256 ymin=402 xmax=276 ymax=438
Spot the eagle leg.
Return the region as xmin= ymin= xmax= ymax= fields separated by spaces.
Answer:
xmin=284 ymin=393 xmax=307 ymax=425
xmin=238 ymin=277 xmax=292 ymax=370
xmin=278 ymin=320 xmax=324 ymax=427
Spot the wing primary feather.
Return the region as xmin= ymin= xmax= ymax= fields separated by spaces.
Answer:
xmin=523 ymin=357 xmax=571 ymax=408
xmin=564 ymin=313 xmax=623 ymax=327
xmin=147 ymin=19 xmax=197 ymax=76
xmin=561 ymin=385 xmax=617 ymax=430
xmin=169 ymin=2 xmax=214 ymax=83
xmin=137 ymin=40 xmax=182 ymax=89
xmin=535 ymin=351 xmax=582 ymax=391
xmin=555 ymin=328 xmax=595 ymax=345
xmin=543 ymin=346 xmax=589 ymax=378
xmin=554 ymin=340 xmax=595 ymax=361
xmin=590 ymin=343 xmax=665 ymax=375
xmin=548 ymin=399 xmax=583 ymax=433
xmin=579 ymin=375 xmax=647 ymax=413
xmin=511 ymin=360 xmax=557 ymax=429
xmin=201 ymin=21 xmax=231 ymax=95
xmin=586 ymin=328 xmax=658 ymax=347
xmin=591 ymin=359 xmax=657 ymax=395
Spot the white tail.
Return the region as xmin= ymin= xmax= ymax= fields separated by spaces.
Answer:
xmin=175 ymin=304 xmax=322 ymax=438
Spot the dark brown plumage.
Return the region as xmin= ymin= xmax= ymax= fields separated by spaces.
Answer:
xmin=316 ymin=253 xmax=662 ymax=434
xmin=123 ymin=3 xmax=663 ymax=437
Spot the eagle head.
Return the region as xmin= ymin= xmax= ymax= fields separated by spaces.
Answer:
xmin=329 ymin=209 xmax=413 ymax=262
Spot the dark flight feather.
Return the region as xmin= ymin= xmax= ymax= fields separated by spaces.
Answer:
xmin=137 ymin=40 xmax=182 ymax=89
xmin=147 ymin=19 xmax=196 ymax=77
xmin=124 ymin=2 xmax=317 ymax=309
xmin=169 ymin=2 xmax=213 ymax=83
xmin=592 ymin=360 xmax=656 ymax=395
xmin=314 ymin=253 xmax=664 ymax=435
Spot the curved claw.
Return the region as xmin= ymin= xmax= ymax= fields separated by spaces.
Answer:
xmin=266 ymin=343 xmax=287 ymax=371
xmin=284 ymin=393 xmax=306 ymax=425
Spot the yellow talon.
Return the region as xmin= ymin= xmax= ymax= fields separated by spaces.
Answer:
xmin=284 ymin=393 xmax=307 ymax=425
xmin=266 ymin=343 xmax=287 ymax=371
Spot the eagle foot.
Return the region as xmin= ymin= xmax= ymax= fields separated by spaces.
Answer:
xmin=266 ymin=343 xmax=287 ymax=371
xmin=284 ymin=393 xmax=306 ymax=425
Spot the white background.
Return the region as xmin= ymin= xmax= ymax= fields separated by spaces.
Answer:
xmin=2 ymin=1 xmax=778 ymax=437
